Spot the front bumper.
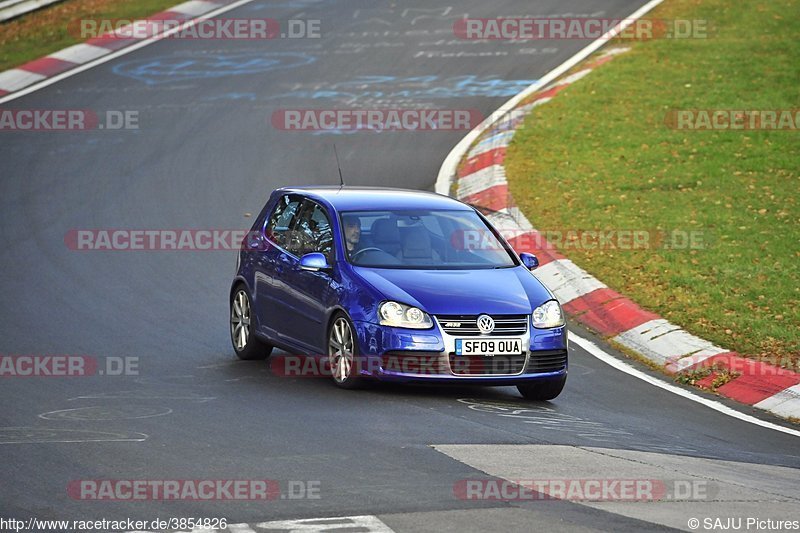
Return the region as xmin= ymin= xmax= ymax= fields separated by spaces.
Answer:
xmin=352 ymin=318 xmax=568 ymax=384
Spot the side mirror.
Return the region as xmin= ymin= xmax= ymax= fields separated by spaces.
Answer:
xmin=300 ymin=252 xmax=330 ymax=272
xmin=519 ymin=252 xmax=539 ymax=271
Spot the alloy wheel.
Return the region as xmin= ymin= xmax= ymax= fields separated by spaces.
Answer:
xmin=231 ymin=289 xmax=251 ymax=352
xmin=329 ymin=317 xmax=355 ymax=383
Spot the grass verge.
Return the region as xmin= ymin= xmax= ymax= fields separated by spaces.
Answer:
xmin=0 ymin=0 xmax=180 ymax=72
xmin=505 ymin=0 xmax=799 ymax=368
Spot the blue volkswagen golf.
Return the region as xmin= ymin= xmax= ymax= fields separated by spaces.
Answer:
xmin=230 ymin=187 xmax=567 ymax=400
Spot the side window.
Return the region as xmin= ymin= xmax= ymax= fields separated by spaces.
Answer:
xmin=293 ymin=201 xmax=334 ymax=262
xmin=265 ymin=195 xmax=302 ymax=249
xmin=310 ymin=204 xmax=334 ymax=262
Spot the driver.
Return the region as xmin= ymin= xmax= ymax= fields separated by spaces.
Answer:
xmin=342 ymin=215 xmax=362 ymax=256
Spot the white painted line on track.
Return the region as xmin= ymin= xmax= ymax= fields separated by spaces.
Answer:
xmin=127 ymin=516 xmax=395 ymax=533
xmin=570 ymin=332 xmax=800 ymax=438
xmin=254 ymin=516 xmax=395 ymax=532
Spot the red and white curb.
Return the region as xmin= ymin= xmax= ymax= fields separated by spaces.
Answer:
xmin=0 ymin=0 xmax=235 ymax=98
xmin=437 ymin=53 xmax=800 ymax=420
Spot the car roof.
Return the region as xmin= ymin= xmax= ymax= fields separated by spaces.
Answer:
xmin=275 ymin=186 xmax=473 ymax=212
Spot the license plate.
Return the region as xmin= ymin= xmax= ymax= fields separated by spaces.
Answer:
xmin=455 ymin=338 xmax=523 ymax=356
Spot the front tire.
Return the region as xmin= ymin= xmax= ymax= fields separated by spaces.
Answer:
xmin=328 ymin=313 xmax=363 ymax=389
xmin=230 ymin=286 xmax=272 ymax=360
xmin=517 ymin=376 xmax=566 ymax=401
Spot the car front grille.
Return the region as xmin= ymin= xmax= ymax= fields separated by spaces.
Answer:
xmin=524 ymin=350 xmax=568 ymax=374
xmin=448 ymin=354 xmax=527 ymax=376
xmin=436 ymin=314 xmax=528 ymax=336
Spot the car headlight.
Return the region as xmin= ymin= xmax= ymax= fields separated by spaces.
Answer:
xmin=379 ymin=301 xmax=433 ymax=329
xmin=532 ymin=300 xmax=565 ymax=329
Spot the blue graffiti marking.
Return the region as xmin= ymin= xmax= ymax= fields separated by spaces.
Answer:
xmin=204 ymin=92 xmax=258 ymax=102
xmin=201 ymin=75 xmax=538 ymax=108
xmin=260 ymin=75 xmax=538 ymax=101
xmin=112 ymin=52 xmax=316 ymax=85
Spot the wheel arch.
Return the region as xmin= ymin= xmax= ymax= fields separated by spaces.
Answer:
xmin=230 ymin=277 xmax=263 ymax=337
xmin=323 ymin=305 xmax=350 ymax=351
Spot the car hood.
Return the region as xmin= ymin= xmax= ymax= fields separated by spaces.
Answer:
xmin=353 ymin=266 xmax=554 ymax=315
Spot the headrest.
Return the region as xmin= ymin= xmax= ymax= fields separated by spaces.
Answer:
xmin=402 ymin=226 xmax=432 ymax=258
xmin=371 ymin=218 xmax=400 ymax=243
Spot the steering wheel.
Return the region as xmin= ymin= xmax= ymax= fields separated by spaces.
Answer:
xmin=351 ymin=247 xmax=383 ymax=260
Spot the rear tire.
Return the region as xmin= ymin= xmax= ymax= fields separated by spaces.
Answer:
xmin=517 ymin=376 xmax=566 ymax=401
xmin=230 ymin=286 xmax=272 ymax=361
xmin=328 ymin=313 xmax=363 ymax=389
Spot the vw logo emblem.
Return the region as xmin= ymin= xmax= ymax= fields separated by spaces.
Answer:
xmin=476 ymin=314 xmax=495 ymax=334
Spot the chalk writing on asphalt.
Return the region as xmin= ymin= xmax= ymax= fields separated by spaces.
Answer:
xmin=112 ymin=52 xmax=316 ymax=85
xmin=203 ymin=75 xmax=539 ymax=104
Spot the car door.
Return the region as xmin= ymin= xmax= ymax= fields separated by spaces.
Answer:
xmin=279 ymin=200 xmax=339 ymax=352
xmin=254 ymin=194 xmax=303 ymax=339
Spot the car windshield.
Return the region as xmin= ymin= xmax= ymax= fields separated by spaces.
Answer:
xmin=340 ymin=209 xmax=517 ymax=269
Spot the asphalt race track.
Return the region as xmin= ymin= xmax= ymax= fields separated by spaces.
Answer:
xmin=0 ymin=0 xmax=798 ymax=531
